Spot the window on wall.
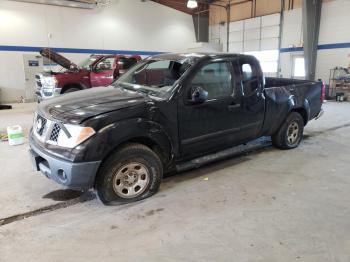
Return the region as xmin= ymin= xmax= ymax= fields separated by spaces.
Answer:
xmin=244 ymin=50 xmax=279 ymax=74
xmin=293 ymin=57 xmax=305 ymax=78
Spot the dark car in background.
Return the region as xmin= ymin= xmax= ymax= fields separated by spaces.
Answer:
xmin=29 ymin=53 xmax=324 ymax=205
xmin=35 ymin=48 xmax=141 ymax=101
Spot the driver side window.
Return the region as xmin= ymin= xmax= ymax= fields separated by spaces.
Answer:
xmin=191 ymin=62 xmax=233 ymax=100
xmin=95 ymin=57 xmax=115 ymax=71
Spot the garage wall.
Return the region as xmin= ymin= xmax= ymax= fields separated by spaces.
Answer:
xmin=317 ymin=0 xmax=350 ymax=84
xmin=209 ymin=0 xmax=350 ymax=83
xmin=280 ymin=0 xmax=350 ymax=82
xmin=0 ymin=0 xmax=196 ymax=103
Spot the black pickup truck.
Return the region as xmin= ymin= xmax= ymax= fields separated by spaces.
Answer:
xmin=29 ymin=53 xmax=324 ymax=204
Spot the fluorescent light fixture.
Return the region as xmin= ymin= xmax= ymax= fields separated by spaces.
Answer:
xmin=187 ymin=0 xmax=198 ymax=9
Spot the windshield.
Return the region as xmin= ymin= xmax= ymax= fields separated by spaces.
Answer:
xmin=113 ymin=57 xmax=194 ymax=97
xmin=78 ymin=55 xmax=100 ymax=69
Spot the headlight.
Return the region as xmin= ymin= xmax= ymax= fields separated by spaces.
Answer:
xmin=42 ymin=76 xmax=57 ymax=89
xmin=56 ymin=124 xmax=95 ymax=148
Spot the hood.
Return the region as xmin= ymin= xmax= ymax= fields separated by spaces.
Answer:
xmin=39 ymin=87 xmax=148 ymax=124
xmin=40 ymin=48 xmax=79 ymax=70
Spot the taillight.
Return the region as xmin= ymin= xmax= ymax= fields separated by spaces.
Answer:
xmin=321 ymin=82 xmax=326 ymax=103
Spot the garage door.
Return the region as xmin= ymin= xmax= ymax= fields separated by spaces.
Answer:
xmin=210 ymin=13 xmax=281 ymax=77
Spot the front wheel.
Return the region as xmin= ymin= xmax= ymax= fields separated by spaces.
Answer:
xmin=272 ymin=112 xmax=304 ymax=149
xmin=95 ymin=143 xmax=163 ymax=205
xmin=63 ymin=87 xmax=80 ymax=93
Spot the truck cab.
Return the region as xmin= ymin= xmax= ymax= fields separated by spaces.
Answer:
xmin=35 ymin=49 xmax=141 ymax=101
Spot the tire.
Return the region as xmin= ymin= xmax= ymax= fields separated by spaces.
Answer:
xmin=95 ymin=143 xmax=163 ymax=205
xmin=272 ymin=112 xmax=304 ymax=149
xmin=63 ymin=87 xmax=80 ymax=93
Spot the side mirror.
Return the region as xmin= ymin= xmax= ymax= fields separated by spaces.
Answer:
xmin=190 ymin=86 xmax=208 ymax=104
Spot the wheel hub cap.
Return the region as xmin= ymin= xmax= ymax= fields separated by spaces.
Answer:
xmin=124 ymin=172 xmax=138 ymax=186
xmin=287 ymin=121 xmax=299 ymax=145
xmin=113 ymin=162 xmax=150 ymax=198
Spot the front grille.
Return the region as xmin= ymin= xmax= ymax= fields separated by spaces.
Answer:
xmin=33 ymin=112 xmax=65 ymax=144
xmin=49 ymin=123 xmax=61 ymax=142
xmin=36 ymin=114 xmax=47 ymax=136
xmin=35 ymin=75 xmax=42 ymax=89
xmin=43 ymin=91 xmax=53 ymax=96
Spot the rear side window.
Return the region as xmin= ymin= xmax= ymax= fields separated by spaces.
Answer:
xmin=191 ymin=62 xmax=233 ymax=99
xmin=239 ymin=60 xmax=260 ymax=96
xmin=242 ymin=64 xmax=253 ymax=80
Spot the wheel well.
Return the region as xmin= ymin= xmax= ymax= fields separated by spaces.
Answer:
xmin=61 ymin=84 xmax=82 ymax=94
xmin=291 ymin=108 xmax=308 ymax=125
xmin=102 ymin=137 xmax=169 ymax=169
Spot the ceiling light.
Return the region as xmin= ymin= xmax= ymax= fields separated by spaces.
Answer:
xmin=187 ymin=0 xmax=198 ymax=9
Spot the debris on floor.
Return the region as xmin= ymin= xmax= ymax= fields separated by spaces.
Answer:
xmin=7 ymin=125 xmax=24 ymax=145
xmin=0 ymin=133 xmax=8 ymax=141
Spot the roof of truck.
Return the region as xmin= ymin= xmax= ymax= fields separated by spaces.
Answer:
xmin=147 ymin=52 xmax=240 ymax=61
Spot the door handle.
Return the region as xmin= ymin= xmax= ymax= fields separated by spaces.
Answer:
xmin=228 ymin=103 xmax=241 ymax=110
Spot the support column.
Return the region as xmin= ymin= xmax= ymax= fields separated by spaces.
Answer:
xmin=192 ymin=12 xmax=209 ymax=43
xmin=302 ymin=0 xmax=322 ymax=80
xmin=226 ymin=1 xmax=231 ymax=52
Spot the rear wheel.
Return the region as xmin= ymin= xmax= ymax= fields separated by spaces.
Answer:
xmin=272 ymin=112 xmax=304 ymax=149
xmin=96 ymin=143 xmax=163 ymax=205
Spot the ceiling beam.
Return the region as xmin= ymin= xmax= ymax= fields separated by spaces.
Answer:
xmin=151 ymin=0 xmax=208 ymax=15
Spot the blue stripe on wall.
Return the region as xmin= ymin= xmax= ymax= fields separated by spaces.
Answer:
xmin=318 ymin=42 xmax=350 ymax=50
xmin=0 ymin=45 xmax=164 ymax=56
xmin=280 ymin=47 xmax=304 ymax=53
xmin=280 ymin=42 xmax=350 ymax=53
xmin=0 ymin=42 xmax=350 ymax=55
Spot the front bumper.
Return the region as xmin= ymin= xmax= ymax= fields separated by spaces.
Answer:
xmin=29 ymin=135 xmax=101 ymax=189
xmin=35 ymin=87 xmax=62 ymax=102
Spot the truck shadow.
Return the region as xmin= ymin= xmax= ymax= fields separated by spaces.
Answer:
xmin=162 ymin=141 xmax=273 ymax=189
xmin=42 ymin=189 xmax=85 ymax=201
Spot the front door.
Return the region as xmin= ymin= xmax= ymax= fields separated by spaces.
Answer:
xmin=90 ymin=56 xmax=115 ymax=87
xmin=178 ymin=59 xmax=242 ymax=159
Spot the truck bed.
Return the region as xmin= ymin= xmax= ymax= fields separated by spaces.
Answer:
xmin=261 ymin=77 xmax=323 ymax=136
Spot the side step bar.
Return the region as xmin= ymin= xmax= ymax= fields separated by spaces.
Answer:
xmin=176 ymin=137 xmax=272 ymax=173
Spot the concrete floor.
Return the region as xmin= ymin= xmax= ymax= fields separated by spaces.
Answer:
xmin=1 ymin=102 xmax=350 ymax=261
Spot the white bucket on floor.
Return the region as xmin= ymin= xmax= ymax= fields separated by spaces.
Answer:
xmin=7 ymin=125 xmax=24 ymax=146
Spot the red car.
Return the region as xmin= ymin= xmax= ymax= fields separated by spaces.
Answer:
xmin=35 ymin=48 xmax=141 ymax=101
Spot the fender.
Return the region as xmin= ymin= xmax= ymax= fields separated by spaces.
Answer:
xmin=261 ymin=86 xmax=310 ymax=136
xmin=302 ymin=99 xmax=311 ymax=123
xmin=75 ymin=118 xmax=174 ymax=168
